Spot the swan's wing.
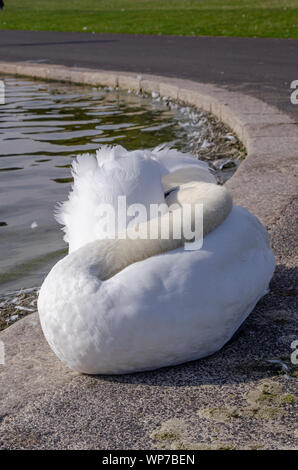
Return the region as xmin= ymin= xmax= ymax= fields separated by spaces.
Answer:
xmin=39 ymin=206 xmax=275 ymax=374
xmin=152 ymin=145 xmax=216 ymax=192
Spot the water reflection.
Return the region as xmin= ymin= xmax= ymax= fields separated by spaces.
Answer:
xmin=0 ymin=78 xmax=242 ymax=293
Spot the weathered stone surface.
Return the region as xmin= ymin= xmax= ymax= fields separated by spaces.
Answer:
xmin=244 ymin=123 xmax=298 ymax=141
xmin=69 ymin=69 xmax=86 ymax=84
xmin=117 ymin=73 xmax=141 ymax=92
xmin=178 ymin=86 xmax=215 ymax=113
xmin=225 ymin=160 xmax=298 ymax=227
xmin=140 ymin=78 xmax=160 ymax=94
xmin=15 ymin=64 xmax=48 ymax=79
xmin=0 ymin=62 xmax=17 ymax=74
xmin=159 ymin=83 xmax=179 ymax=100
xmin=248 ymin=136 xmax=298 ymax=157
xmin=83 ymin=71 xmax=117 ymax=87
xmin=0 ymin=62 xmax=297 ymax=450
xmin=47 ymin=66 xmax=71 ymax=82
xmin=0 ymin=315 xmax=78 ymax=416
xmin=1 ymin=258 xmax=297 ymax=450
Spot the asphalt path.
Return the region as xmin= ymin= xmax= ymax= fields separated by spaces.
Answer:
xmin=0 ymin=30 xmax=297 ymax=118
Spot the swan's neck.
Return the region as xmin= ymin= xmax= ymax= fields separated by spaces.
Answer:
xmin=67 ymin=181 xmax=232 ymax=281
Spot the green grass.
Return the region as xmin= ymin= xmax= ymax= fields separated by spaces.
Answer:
xmin=1 ymin=0 xmax=298 ymax=38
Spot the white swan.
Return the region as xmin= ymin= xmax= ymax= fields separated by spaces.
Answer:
xmin=38 ymin=145 xmax=275 ymax=374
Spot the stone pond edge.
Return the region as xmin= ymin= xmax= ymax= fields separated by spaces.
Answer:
xmin=0 ymin=61 xmax=297 ymax=228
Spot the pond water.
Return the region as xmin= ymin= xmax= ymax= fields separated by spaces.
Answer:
xmin=0 ymin=78 xmax=243 ymax=294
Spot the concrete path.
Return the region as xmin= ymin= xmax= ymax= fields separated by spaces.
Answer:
xmin=0 ymin=31 xmax=297 ymax=450
xmin=0 ymin=30 xmax=297 ymax=118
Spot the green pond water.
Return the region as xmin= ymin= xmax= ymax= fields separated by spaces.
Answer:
xmin=0 ymin=78 xmax=242 ymax=294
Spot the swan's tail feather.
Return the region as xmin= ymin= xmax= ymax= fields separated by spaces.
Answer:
xmin=55 ymin=151 xmax=103 ymax=246
xmin=55 ymin=145 xmax=168 ymax=253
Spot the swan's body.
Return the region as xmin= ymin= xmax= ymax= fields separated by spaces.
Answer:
xmin=38 ymin=145 xmax=275 ymax=374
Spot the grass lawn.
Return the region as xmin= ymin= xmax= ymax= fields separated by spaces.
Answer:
xmin=0 ymin=0 xmax=297 ymax=38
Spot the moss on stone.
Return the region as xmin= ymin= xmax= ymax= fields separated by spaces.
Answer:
xmin=196 ymin=380 xmax=297 ymax=424
xmin=280 ymin=394 xmax=296 ymax=404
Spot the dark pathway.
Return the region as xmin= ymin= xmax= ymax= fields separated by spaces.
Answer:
xmin=0 ymin=30 xmax=297 ymax=118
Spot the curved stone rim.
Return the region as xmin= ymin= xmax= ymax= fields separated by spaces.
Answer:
xmin=0 ymin=61 xmax=297 ymax=226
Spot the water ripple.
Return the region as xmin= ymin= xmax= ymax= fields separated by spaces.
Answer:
xmin=0 ymin=78 xmax=243 ymax=293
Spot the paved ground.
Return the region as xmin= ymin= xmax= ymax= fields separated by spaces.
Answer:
xmin=0 ymin=30 xmax=297 ymax=118
xmin=0 ymin=31 xmax=297 ymax=450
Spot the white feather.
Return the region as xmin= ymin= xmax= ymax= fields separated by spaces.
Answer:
xmin=38 ymin=145 xmax=275 ymax=375
xmin=56 ymin=145 xmax=215 ymax=253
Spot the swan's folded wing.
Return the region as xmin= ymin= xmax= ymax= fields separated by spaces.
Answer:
xmin=152 ymin=145 xmax=216 ymax=192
